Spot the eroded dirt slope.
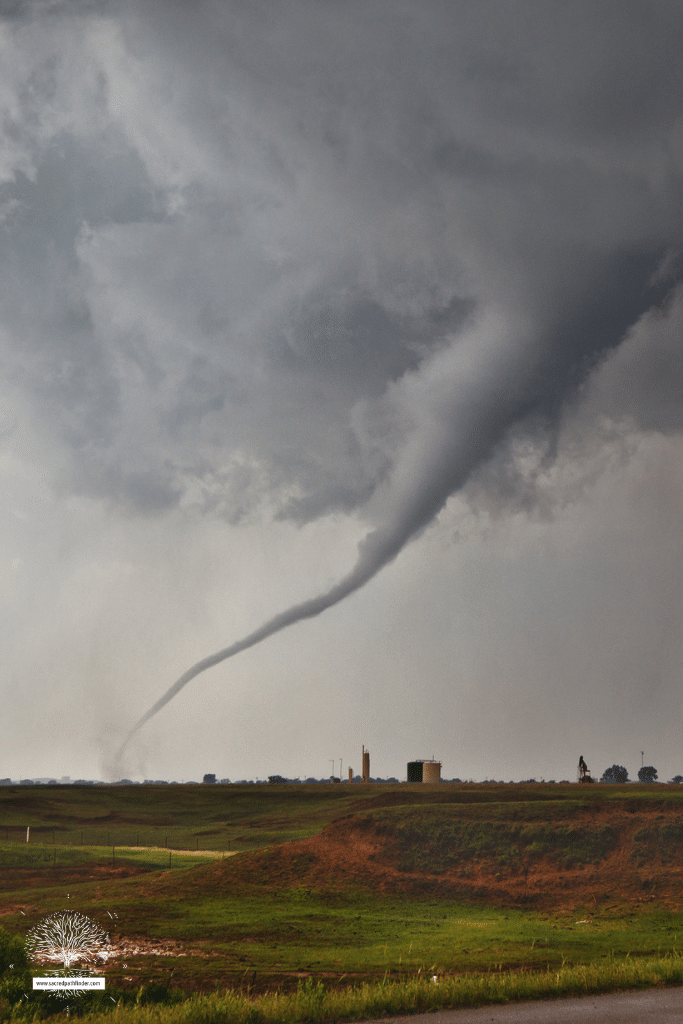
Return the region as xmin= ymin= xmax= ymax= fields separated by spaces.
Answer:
xmin=194 ymin=795 xmax=683 ymax=911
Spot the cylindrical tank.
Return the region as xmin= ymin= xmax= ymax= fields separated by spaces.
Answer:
xmin=407 ymin=761 xmax=424 ymax=782
xmin=362 ymin=748 xmax=370 ymax=783
xmin=422 ymin=761 xmax=441 ymax=783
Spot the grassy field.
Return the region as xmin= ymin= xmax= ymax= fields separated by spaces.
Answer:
xmin=2 ymin=782 xmax=683 ymax=1020
xmin=0 ymin=842 xmax=226 ymax=871
xmin=0 ymin=783 xmax=363 ymax=852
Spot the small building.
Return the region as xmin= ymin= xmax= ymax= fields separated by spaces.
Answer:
xmin=407 ymin=759 xmax=442 ymax=783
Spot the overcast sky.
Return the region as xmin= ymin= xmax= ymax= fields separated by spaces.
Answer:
xmin=1 ymin=0 xmax=682 ymax=784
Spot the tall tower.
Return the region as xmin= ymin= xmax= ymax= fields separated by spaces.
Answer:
xmin=362 ymin=744 xmax=370 ymax=783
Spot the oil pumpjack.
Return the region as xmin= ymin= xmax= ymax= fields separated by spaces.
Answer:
xmin=578 ymin=754 xmax=594 ymax=783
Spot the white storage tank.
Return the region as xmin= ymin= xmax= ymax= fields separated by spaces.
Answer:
xmin=422 ymin=760 xmax=441 ymax=783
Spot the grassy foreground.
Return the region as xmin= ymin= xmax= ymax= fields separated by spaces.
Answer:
xmin=4 ymin=783 xmax=683 ymax=1018
xmin=4 ymin=955 xmax=683 ymax=1022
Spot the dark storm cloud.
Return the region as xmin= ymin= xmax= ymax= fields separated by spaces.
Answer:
xmin=581 ymin=283 xmax=683 ymax=435
xmin=269 ymin=294 xmax=473 ymax=400
xmin=2 ymin=0 xmax=682 ymax=526
xmin=0 ymin=124 xmax=174 ymax=506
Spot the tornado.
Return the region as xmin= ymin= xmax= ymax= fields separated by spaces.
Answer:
xmin=115 ymin=528 xmax=398 ymax=761
xmin=115 ymin=251 xmax=673 ymax=769
xmin=114 ymin=420 xmax=505 ymax=765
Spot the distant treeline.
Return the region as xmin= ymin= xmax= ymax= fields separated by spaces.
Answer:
xmin=3 ymin=776 xmax=681 ymax=786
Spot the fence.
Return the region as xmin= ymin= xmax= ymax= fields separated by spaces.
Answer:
xmin=0 ymin=825 xmax=242 ymax=850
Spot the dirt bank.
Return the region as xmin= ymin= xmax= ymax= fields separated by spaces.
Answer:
xmin=204 ymin=795 xmax=683 ymax=911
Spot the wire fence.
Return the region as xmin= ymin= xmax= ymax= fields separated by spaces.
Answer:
xmin=0 ymin=826 xmax=246 ymax=850
xmin=0 ymin=828 xmax=239 ymax=871
xmin=0 ymin=823 xmax=309 ymax=853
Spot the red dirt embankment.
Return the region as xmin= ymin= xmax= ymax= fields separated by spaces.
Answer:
xmin=199 ymin=797 xmax=683 ymax=912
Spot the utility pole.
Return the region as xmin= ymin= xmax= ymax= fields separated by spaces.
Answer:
xmin=339 ymin=759 xmax=342 ymax=782
xmin=642 ymin=751 xmax=644 ymax=768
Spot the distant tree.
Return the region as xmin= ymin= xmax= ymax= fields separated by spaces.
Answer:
xmin=268 ymin=775 xmax=287 ymax=784
xmin=668 ymin=776 xmax=683 ymax=784
xmin=202 ymin=774 xmax=216 ymax=784
xmin=638 ymin=765 xmax=658 ymax=783
xmin=602 ymin=765 xmax=629 ymax=783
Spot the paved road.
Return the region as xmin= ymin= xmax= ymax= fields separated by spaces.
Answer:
xmin=359 ymin=985 xmax=683 ymax=1023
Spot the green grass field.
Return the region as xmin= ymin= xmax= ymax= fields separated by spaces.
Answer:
xmin=0 ymin=783 xmax=363 ymax=853
xmin=2 ymin=782 xmax=683 ymax=1021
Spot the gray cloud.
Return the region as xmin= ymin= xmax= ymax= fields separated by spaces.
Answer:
xmin=1 ymin=1 xmax=119 ymax=20
xmin=581 ymin=283 xmax=683 ymax=434
xmin=2 ymin=1 xmax=682 ymax=527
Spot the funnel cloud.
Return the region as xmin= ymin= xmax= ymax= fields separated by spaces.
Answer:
xmin=117 ymin=252 xmax=672 ymax=762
